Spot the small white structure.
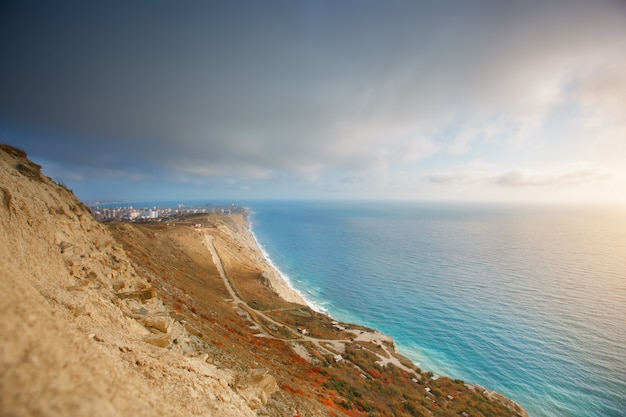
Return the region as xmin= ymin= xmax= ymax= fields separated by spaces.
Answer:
xmin=334 ymin=354 xmax=343 ymax=363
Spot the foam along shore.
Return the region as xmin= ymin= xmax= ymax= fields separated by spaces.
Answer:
xmin=230 ymin=215 xmax=418 ymax=372
xmin=248 ymin=224 xmax=328 ymax=313
xmin=201 ymin=220 xmax=417 ymax=374
xmin=218 ymin=212 xmax=529 ymax=417
xmin=203 ymin=211 xmax=308 ymax=306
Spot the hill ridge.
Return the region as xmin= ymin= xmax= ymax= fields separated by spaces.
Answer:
xmin=0 ymin=143 xmax=528 ymax=417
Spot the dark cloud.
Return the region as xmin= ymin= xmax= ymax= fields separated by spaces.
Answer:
xmin=1 ymin=0 xmax=625 ymax=193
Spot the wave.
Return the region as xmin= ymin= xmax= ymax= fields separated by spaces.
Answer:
xmin=244 ymin=201 xmax=626 ymax=417
xmin=247 ymin=211 xmax=327 ymax=314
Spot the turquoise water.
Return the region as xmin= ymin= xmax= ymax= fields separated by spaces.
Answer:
xmin=247 ymin=201 xmax=626 ymax=417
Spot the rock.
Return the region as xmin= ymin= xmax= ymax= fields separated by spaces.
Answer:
xmin=235 ymin=369 xmax=278 ymax=410
xmin=142 ymin=333 xmax=172 ymax=348
xmin=259 ymin=271 xmax=270 ymax=287
xmin=112 ymin=280 xmax=126 ymax=291
xmin=138 ymin=316 xmax=172 ymax=333
xmin=116 ymin=288 xmax=157 ymax=301
xmin=169 ymin=311 xmax=185 ymax=321
xmin=59 ymin=241 xmax=74 ymax=254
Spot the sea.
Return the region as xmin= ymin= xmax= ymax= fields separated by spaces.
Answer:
xmin=244 ymin=200 xmax=626 ymax=417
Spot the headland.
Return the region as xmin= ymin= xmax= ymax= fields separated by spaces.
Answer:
xmin=0 ymin=143 xmax=528 ymax=417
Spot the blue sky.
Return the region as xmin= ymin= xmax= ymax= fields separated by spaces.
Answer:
xmin=1 ymin=0 xmax=625 ymax=203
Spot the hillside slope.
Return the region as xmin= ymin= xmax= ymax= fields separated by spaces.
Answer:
xmin=0 ymin=144 xmax=273 ymax=417
xmin=0 ymin=144 xmax=527 ymax=417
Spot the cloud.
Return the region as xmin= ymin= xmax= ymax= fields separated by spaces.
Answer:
xmin=0 ymin=0 xmax=625 ymax=193
xmin=570 ymin=60 xmax=626 ymax=140
xmin=493 ymin=163 xmax=617 ymax=188
xmin=421 ymin=172 xmax=474 ymax=186
xmin=422 ymin=162 xmax=619 ymax=189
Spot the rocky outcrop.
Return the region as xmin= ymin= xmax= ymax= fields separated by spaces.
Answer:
xmin=235 ymin=369 xmax=279 ymax=410
xmin=0 ymin=144 xmax=274 ymax=417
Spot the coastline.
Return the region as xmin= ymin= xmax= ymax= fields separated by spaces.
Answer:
xmin=218 ymin=212 xmax=309 ymax=307
xmin=0 ymin=143 xmax=558 ymax=417
xmin=242 ymin=211 xmax=425 ymax=359
xmin=247 ymin=214 xmax=327 ymax=313
xmin=235 ymin=212 xmax=529 ymax=417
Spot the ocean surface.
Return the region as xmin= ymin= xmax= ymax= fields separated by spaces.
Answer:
xmin=246 ymin=201 xmax=626 ymax=417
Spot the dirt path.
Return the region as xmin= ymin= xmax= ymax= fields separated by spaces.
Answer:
xmin=202 ymin=233 xmax=416 ymax=375
xmin=203 ymin=234 xmax=299 ymax=338
xmin=204 ymin=234 xmax=239 ymax=302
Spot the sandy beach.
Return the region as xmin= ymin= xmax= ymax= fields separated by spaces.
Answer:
xmin=205 ymin=213 xmax=308 ymax=306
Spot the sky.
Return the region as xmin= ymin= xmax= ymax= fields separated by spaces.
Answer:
xmin=1 ymin=0 xmax=625 ymax=204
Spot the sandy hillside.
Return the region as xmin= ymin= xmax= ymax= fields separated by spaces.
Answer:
xmin=0 ymin=143 xmax=528 ymax=417
xmin=0 ymin=144 xmax=275 ymax=417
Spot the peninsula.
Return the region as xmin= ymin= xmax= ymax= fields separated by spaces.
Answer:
xmin=0 ymin=143 xmax=528 ymax=417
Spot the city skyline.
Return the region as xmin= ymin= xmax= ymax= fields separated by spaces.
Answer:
xmin=1 ymin=0 xmax=625 ymax=204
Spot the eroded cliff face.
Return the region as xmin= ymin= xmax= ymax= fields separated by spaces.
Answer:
xmin=0 ymin=144 xmax=273 ymax=417
xmin=0 ymin=144 xmax=528 ymax=417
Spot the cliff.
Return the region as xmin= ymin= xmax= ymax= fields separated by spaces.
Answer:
xmin=0 ymin=144 xmax=528 ymax=417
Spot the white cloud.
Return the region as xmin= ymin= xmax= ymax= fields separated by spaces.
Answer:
xmin=422 ymin=161 xmax=619 ymax=188
xmin=493 ymin=162 xmax=617 ymax=188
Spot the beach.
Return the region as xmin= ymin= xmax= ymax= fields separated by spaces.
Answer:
xmin=205 ymin=212 xmax=308 ymax=306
